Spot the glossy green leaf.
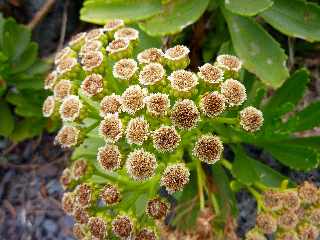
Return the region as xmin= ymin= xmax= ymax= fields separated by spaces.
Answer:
xmin=6 ymin=90 xmax=46 ymax=117
xmin=139 ymin=0 xmax=209 ymax=36
xmin=250 ymin=158 xmax=290 ymax=187
xmin=212 ymin=164 xmax=238 ymax=216
xmin=2 ymin=18 xmax=31 ymax=60
xmin=232 ymin=148 xmax=259 ymax=185
xmin=261 ymin=0 xmax=320 ymax=42
xmin=284 ymin=136 xmax=320 ymax=149
xmin=263 ymin=69 xmax=309 ymax=118
xmin=281 ymin=101 xmax=320 ymax=132
xmin=0 ymin=99 xmax=14 ymax=137
xmin=72 ymin=136 xmax=104 ymax=160
xmin=223 ymin=8 xmax=289 ymax=88
xmin=10 ymin=118 xmax=45 ymax=142
xmin=12 ymin=43 xmax=38 ymax=74
xmin=225 ymin=0 xmax=273 ymax=16
xmin=0 ymin=14 xmax=5 ymax=48
xmin=80 ymin=0 xmax=162 ymax=24
xmin=262 ymin=142 xmax=319 ymax=171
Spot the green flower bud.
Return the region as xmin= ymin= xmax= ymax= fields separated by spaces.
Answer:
xmin=69 ymin=32 xmax=87 ymax=51
xmin=164 ymin=45 xmax=190 ymax=70
xmin=106 ymin=39 xmax=133 ymax=61
xmin=85 ymin=28 xmax=108 ymax=44
xmin=104 ymin=19 xmax=125 ymax=38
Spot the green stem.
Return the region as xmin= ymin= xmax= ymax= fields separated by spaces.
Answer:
xmin=248 ymin=186 xmax=264 ymax=212
xmin=220 ymin=158 xmax=232 ymax=171
xmin=213 ymin=117 xmax=238 ymax=125
xmin=210 ymin=193 xmax=221 ymax=216
xmin=196 ymin=159 xmax=205 ymax=210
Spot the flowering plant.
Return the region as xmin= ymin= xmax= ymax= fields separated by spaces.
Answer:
xmin=44 ymin=20 xmax=320 ymax=239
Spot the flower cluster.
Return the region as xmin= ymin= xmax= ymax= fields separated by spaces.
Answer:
xmin=43 ymin=20 xmax=264 ymax=239
xmin=246 ymin=182 xmax=320 ymax=240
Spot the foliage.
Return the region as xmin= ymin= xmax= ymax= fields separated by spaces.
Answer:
xmin=0 ymin=15 xmax=51 ymax=142
xmin=80 ymin=0 xmax=320 ymax=89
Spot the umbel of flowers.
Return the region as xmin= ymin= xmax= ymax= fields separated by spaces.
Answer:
xmin=246 ymin=181 xmax=320 ymax=240
xmin=43 ymin=19 xmax=264 ymax=239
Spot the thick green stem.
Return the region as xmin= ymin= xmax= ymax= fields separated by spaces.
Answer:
xmin=213 ymin=117 xmax=238 ymax=125
xmin=196 ymin=159 xmax=205 ymax=210
xmin=220 ymin=158 xmax=232 ymax=171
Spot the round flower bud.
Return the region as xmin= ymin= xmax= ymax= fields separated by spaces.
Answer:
xmin=56 ymin=57 xmax=78 ymax=76
xmin=245 ymin=229 xmax=267 ymax=240
xmin=126 ymin=149 xmax=157 ymax=181
xmin=97 ymin=144 xmax=121 ymax=171
xmin=278 ymin=212 xmax=299 ymax=230
xmin=112 ymin=215 xmax=133 ymax=239
xmin=171 ymin=99 xmax=200 ymax=130
xmin=135 ymin=229 xmax=157 ymax=240
xmin=81 ymin=73 xmax=104 ymax=97
xmin=263 ymin=190 xmax=283 ymax=211
xmin=198 ymin=63 xmax=224 ymax=84
xmin=100 ymin=94 xmax=122 ymax=116
xmin=53 ymin=79 xmax=73 ymax=100
xmin=168 ymin=70 xmax=198 ymax=93
xmin=137 ymin=48 xmax=164 ymax=65
xmin=72 ymin=159 xmax=88 ymax=180
xmin=193 ymin=135 xmax=223 ymax=164
xmin=152 ymin=126 xmax=180 ymax=152
xmin=60 ymin=168 xmax=72 ymax=190
xmin=216 ymin=54 xmax=242 ymax=72
xmin=200 ymin=92 xmax=226 ymax=117
xmin=221 ymin=79 xmax=247 ymax=106
xmin=104 ymin=19 xmax=124 ymax=33
xmin=298 ymin=223 xmax=319 ymax=240
xmin=164 ymin=45 xmax=190 ymax=70
xmin=99 ymin=114 xmax=123 ymax=143
xmin=160 ymin=163 xmax=190 ymax=194
xmin=79 ymin=40 xmax=103 ymax=57
xmin=113 ymin=58 xmax=138 ymax=81
xmin=114 ymin=27 xmax=139 ymax=41
xmin=81 ymin=51 xmax=104 ymax=72
xmin=61 ymin=192 xmax=75 ymax=215
xmin=55 ymin=47 xmax=75 ymax=65
xmin=44 ymin=71 xmax=58 ymax=90
xmin=144 ymin=93 xmax=170 ymax=117
xmin=106 ymin=39 xmax=131 ymax=60
xmin=139 ymin=63 xmax=165 ymax=86
xmin=282 ymin=191 xmax=300 ymax=211
xmin=59 ymin=95 xmax=83 ymax=122
xmin=85 ymin=28 xmax=106 ymax=43
xmin=240 ymin=106 xmax=264 ymax=132
xmin=88 ymin=217 xmax=108 ymax=239
xmin=75 ymin=183 xmax=93 ymax=207
xmin=146 ymin=198 xmax=169 ymax=219
xmin=298 ymin=181 xmax=319 ymax=204
xmin=125 ymin=117 xmax=149 ymax=145
xmin=100 ymin=184 xmax=121 ymax=205
xmin=121 ymin=85 xmax=146 ymax=115
xmin=42 ymin=96 xmax=57 ymax=118
xmin=308 ymin=208 xmax=320 ymax=226
xmin=73 ymin=223 xmax=86 ymax=240
xmin=73 ymin=206 xmax=89 ymax=224
xmin=54 ymin=126 xmax=80 ymax=148
xmin=256 ymin=212 xmax=277 ymax=234
xmin=69 ymin=32 xmax=86 ymax=50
